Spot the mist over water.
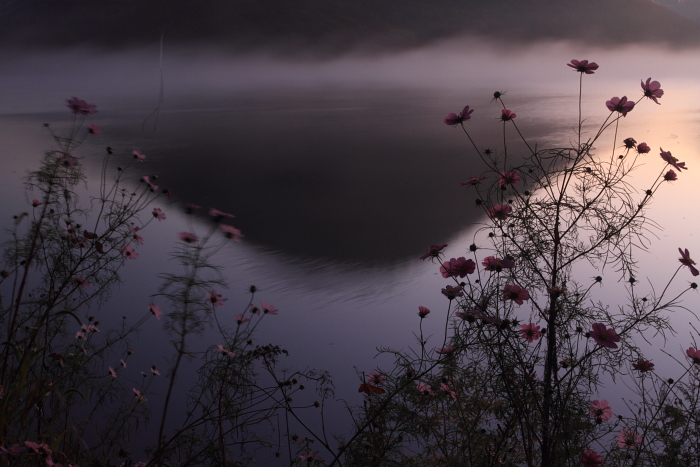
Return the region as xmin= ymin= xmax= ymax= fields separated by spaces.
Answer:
xmin=3 ymin=38 xmax=700 ymax=458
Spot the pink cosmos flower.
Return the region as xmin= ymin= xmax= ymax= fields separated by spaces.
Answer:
xmin=590 ymin=399 xmax=613 ymax=421
xmin=178 ymin=232 xmax=199 ymax=244
xmin=58 ymin=154 xmax=78 ymax=167
xmin=185 ymin=203 xmax=201 ymax=214
xmin=636 ymin=142 xmax=650 ymax=154
xmin=72 ymin=275 xmax=88 ymax=288
xmin=108 ymin=367 xmax=117 ymax=377
xmin=678 ymin=248 xmax=699 ymax=276
xmin=664 ymin=170 xmax=677 ymax=181
xmin=142 ymin=176 xmax=158 ymax=191
xmin=641 ymin=78 xmax=663 ymax=104
xmin=580 ymin=450 xmax=603 ymax=466
xmin=150 ymin=364 xmax=160 ymax=376
xmin=368 ymin=371 xmax=387 ymax=385
xmin=420 ymin=243 xmax=448 ymax=260
xmin=88 ymin=124 xmax=101 ymax=135
xmin=623 ymin=137 xmax=636 ymax=149
xmin=499 ymin=171 xmax=521 ymax=186
xmin=418 ymin=306 xmax=430 ymax=318
xmin=206 ymin=290 xmax=227 ymax=307
xmin=220 ymin=224 xmax=244 ymax=242
xmin=482 ymin=256 xmax=515 ymax=272
xmin=130 ymin=226 xmax=144 ymax=245
xmin=589 ymin=323 xmax=621 ymax=349
xmin=632 ymin=360 xmax=654 ymax=372
xmin=520 ymin=323 xmax=542 ymax=343
xmin=122 ymin=244 xmax=139 ymax=259
xmin=487 ymin=204 xmax=512 ymax=220
xmin=460 ymin=176 xmax=488 ymax=186
xmin=234 ymin=314 xmax=250 ymax=325
xmin=209 ymin=208 xmax=235 ymax=220
xmin=606 ymin=96 xmax=635 ymax=117
xmin=616 ymin=429 xmax=642 ymax=449
xmin=686 ymin=347 xmax=700 ymax=365
xmin=567 ymin=59 xmax=599 ymax=74
xmin=500 ymin=109 xmax=516 ymax=121
xmin=260 ymin=301 xmax=278 ymax=315
xmin=440 ymin=257 xmax=476 ymax=278
xmin=152 ymin=208 xmax=166 ymax=221
xmin=132 ymin=388 xmax=147 ymax=404
xmin=416 ymin=382 xmax=434 ymax=396
xmin=444 ymin=105 xmax=474 ymax=126
xmin=148 ymin=303 xmax=163 ymax=320
xmin=120 ymin=359 xmax=127 ymax=368
xmin=440 ymin=383 xmax=457 ymax=400
xmin=66 ymin=97 xmax=97 ymax=115
xmin=441 ymin=285 xmax=463 ymax=300
xmin=503 ymin=284 xmax=530 ymax=305
xmin=75 ymin=331 xmax=85 ymax=340
xmin=436 ymin=346 xmax=456 ymax=355
xmin=24 ymin=441 xmax=44 ymax=453
xmin=216 ymin=344 xmax=235 ymax=357
xmin=132 ymin=150 xmax=146 ymax=161
xmin=660 ymin=148 xmax=688 ymax=171
xmin=31 ymin=199 xmax=42 ymax=207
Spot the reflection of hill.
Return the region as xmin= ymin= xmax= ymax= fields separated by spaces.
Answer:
xmin=2 ymin=0 xmax=700 ymax=51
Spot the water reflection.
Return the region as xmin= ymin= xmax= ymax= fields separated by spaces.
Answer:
xmin=2 ymin=41 xmax=700 ymax=459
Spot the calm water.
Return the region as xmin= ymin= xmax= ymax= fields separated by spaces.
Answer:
xmin=2 ymin=39 xmax=700 ymax=459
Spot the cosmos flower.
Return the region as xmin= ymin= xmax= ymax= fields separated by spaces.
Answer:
xmin=209 ymin=208 xmax=234 ymax=221
xmin=590 ymin=399 xmax=613 ymax=421
xmin=220 ymin=224 xmax=244 ymax=242
xmin=616 ymin=429 xmax=642 ymax=449
xmin=500 ymin=109 xmax=516 ymax=121
xmin=216 ymin=344 xmax=235 ymax=357
xmin=606 ymin=96 xmax=634 ymax=116
xmin=260 ymin=302 xmax=278 ymax=315
xmin=482 ymin=256 xmax=515 ymax=272
xmin=487 ymin=204 xmax=512 ymax=220
xmin=148 ymin=304 xmax=163 ymax=320
xmin=417 ymin=306 xmax=430 ymax=318
xmin=132 ymin=388 xmax=147 ymax=404
xmin=678 ymin=248 xmax=699 ymax=276
xmin=234 ymin=314 xmax=250 ymax=325
xmin=420 ymin=243 xmax=448 ymax=260
xmin=444 ymin=105 xmax=474 ymax=126
xmin=520 ymin=323 xmax=542 ymax=343
xmin=133 ymin=150 xmax=146 ymax=161
xmin=66 ymin=97 xmax=97 ymax=115
xmin=368 ymin=371 xmax=387 ymax=385
xmin=641 ymin=78 xmax=663 ymax=104
xmin=589 ymin=323 xmax=620 ymax=349
xmin=122 ymin=244 xmax=139 ymax=259
xmin=580 ymin=450 xmax=603 ymax=466
xmin=660 ymin=149 xmax=688 ymax=171
xmin=460 ymin=176 xmax=488 ymax=186
xmin=632 ymin=360 xmax=654 ymax=372
xmin=636 ymin=142 xmax=650 ymax=154
xmin=416 ymin=382 xmax=434 ymax=396
xmin=108 ymin=367 xmax=117 ymax=378
xmin=178 ymin=232 xmax=199 ymax=244
xmin=664 ymin=170 xmax=677 ymax=181
xmin=206 ymin=290 xmax=227 ymax=307
xmin=567 ymin=59 xmax=599 ymax=74
xmin=152 ymin=208 xmax=166 ymax=221
xmin=503 ymin=284 xmax=530 ymax=305
xmin=499 ymin=171 xmax=521 ymax=186
xmin=686 ymin=347 xmax=700 ymax=365
xmin=441 ymin=285 xmax=463 ymax=300
xmin=88 ymin=124 xmax=101 ymax=135
xmin=436 ymin=346 xmax=456 ymax=355
xmin=439 ymin=257 xmax=476 ymax=278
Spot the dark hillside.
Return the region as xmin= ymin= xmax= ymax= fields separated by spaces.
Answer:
xmin=1 ymin=0 xmax=699 ymax=51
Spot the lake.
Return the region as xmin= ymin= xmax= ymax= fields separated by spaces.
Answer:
xmin=2 ymin=37 xmax=700 ymax=461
